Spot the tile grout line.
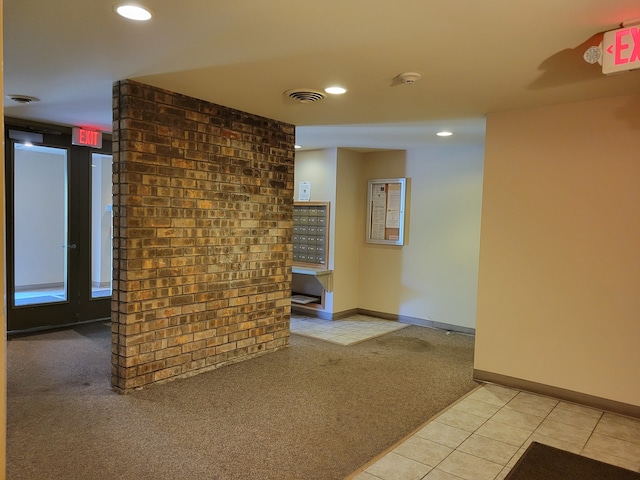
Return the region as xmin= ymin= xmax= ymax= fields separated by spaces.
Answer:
xmin=463 ymin=391 xmax=530 ymax=477
xmin=577 ymin=409 xmax=604 ymax=456
xmin=417 ymin=389 xmax=518 ymax=479
xmin=579 ymin=413 xmax=640 ymax=472
xmin=433 ymin=389 xmax=560 ymax=478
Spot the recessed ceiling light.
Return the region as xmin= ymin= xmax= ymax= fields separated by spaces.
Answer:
xmin=115 ymin=4 xmax=152 ymax=21
xmin=294 ymin=145 xmax=302 ymax=149
xmin=437 ymin=131 xmax=453 ymax=137
xmin=324 ymin=86 xmax=347 ymax=95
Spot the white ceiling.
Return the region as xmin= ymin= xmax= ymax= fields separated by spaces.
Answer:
xmin=4 ymin=1 xmax=640 ymax=150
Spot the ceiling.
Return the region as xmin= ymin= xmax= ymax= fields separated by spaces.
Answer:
xmin=4 ymin=1 xmax=640 ymax=151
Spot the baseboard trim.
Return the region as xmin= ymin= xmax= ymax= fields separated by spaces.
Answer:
xmin=474 ymin=369 xmax=640 ymax=419
xmin=358 ymin=309 xmax=476 ymax=336
xmin=15 ymin=282 xmax=64 ymax=292
xmin=332 ymin=308 xmax=360 ymax=320
xmin=291 ymin=306 xmax=333 ymax=320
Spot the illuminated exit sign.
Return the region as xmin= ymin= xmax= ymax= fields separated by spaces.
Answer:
xmin=602 ymin=25 xmax=640 ymax=74
xmin=72 ymin=127 xmax=103 ymax=148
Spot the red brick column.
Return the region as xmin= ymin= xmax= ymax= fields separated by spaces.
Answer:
xmin=111 ymin=80 xmax=293 ymax=392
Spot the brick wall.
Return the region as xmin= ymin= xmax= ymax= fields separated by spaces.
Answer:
xmin=111 ymin=80 xmax=294 ymax=392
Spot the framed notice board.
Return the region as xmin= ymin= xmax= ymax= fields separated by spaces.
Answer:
xmin=366 ymin=178 xmax=406 ymax=245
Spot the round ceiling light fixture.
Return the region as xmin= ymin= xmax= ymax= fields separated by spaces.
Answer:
xmin=324 ymin=86 xmax=347 ymax=95
xmin=115 ymin=4 xmax=153 ymax=21
xmin=436 ymin=131 xmax=453 ymax=137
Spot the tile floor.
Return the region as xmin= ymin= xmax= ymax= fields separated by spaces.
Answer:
xmin=350 ymin=383 xmax=640 ymax=480
xmin=290 ymin=313 xmax=409 ymax=346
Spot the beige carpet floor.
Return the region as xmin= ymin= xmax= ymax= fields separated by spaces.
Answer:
xmin=7 ymin=321 xmax=477 ymax=480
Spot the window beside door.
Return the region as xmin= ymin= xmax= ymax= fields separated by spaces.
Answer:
xmin=90 ymin=153 xmax=113 ymax=299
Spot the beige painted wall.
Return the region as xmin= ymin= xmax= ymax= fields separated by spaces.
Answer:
xmin=294 ymin=146 xmax=484 ymax=327
xmin=293 ymin=148 xmax=338 ymax=207
xmin=475 ymin=94 xmax=640 ymax=406
xmin=294 ymin=149 xmax=338 ymax=312
xmin=358 ymin=147 xmax=484 ymax=329
xmin=333 ymin=149 xmax=363 ymax=313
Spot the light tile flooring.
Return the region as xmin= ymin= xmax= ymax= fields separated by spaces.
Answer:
xmin=350 ymin=383 xmax=640 ymax=480
xmin=290 ymin=314 xmax=409 ymax=346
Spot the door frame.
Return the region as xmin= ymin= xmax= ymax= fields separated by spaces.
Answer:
xmin=4 ymin=120 xmax=112 ymax=332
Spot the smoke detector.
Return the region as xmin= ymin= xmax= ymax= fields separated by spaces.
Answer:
xmin=284 ymin=89 xmax=327 ymax=103
xmin=397 ymin=72 xmax=422 ymax=85
xmin=6 ymin=94 xmax=40 ymax=104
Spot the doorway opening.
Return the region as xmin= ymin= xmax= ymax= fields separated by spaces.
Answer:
xmin=5 ymin=122 xmax=113 ymax=332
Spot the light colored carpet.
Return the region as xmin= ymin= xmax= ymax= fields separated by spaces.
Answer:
xmin=7 ymin=321 xmax=477 ymax=480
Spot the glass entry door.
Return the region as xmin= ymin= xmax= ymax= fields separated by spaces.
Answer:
xmin=13 ymin=144 xmax=70 ymax=307
xmin=5 ymin=129 xmax=112 ymax=332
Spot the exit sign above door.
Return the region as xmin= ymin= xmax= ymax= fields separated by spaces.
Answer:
xmin=72 ymin=127 xmax=103 ymax=148
xmin=602 ymin=25 xmax=640 ymax=74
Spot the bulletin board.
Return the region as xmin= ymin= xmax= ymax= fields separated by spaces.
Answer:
xmin=366 ymin=178 xmax=406 ymax=245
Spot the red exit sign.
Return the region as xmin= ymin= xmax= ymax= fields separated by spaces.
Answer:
xmin=72 ymin=127 xmax=103 ymax=148
xmin=602 ymin=26 xmax=640 ymax=74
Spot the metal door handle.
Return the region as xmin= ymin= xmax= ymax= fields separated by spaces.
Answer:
xmin=67 ymin=243 xmax=77 ymax=249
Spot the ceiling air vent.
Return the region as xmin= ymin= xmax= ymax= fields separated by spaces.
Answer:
xmin=7 ymin=94 xmax=40 ymax=104
xmin=284 ymin=89 xmax=327 ymax=104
